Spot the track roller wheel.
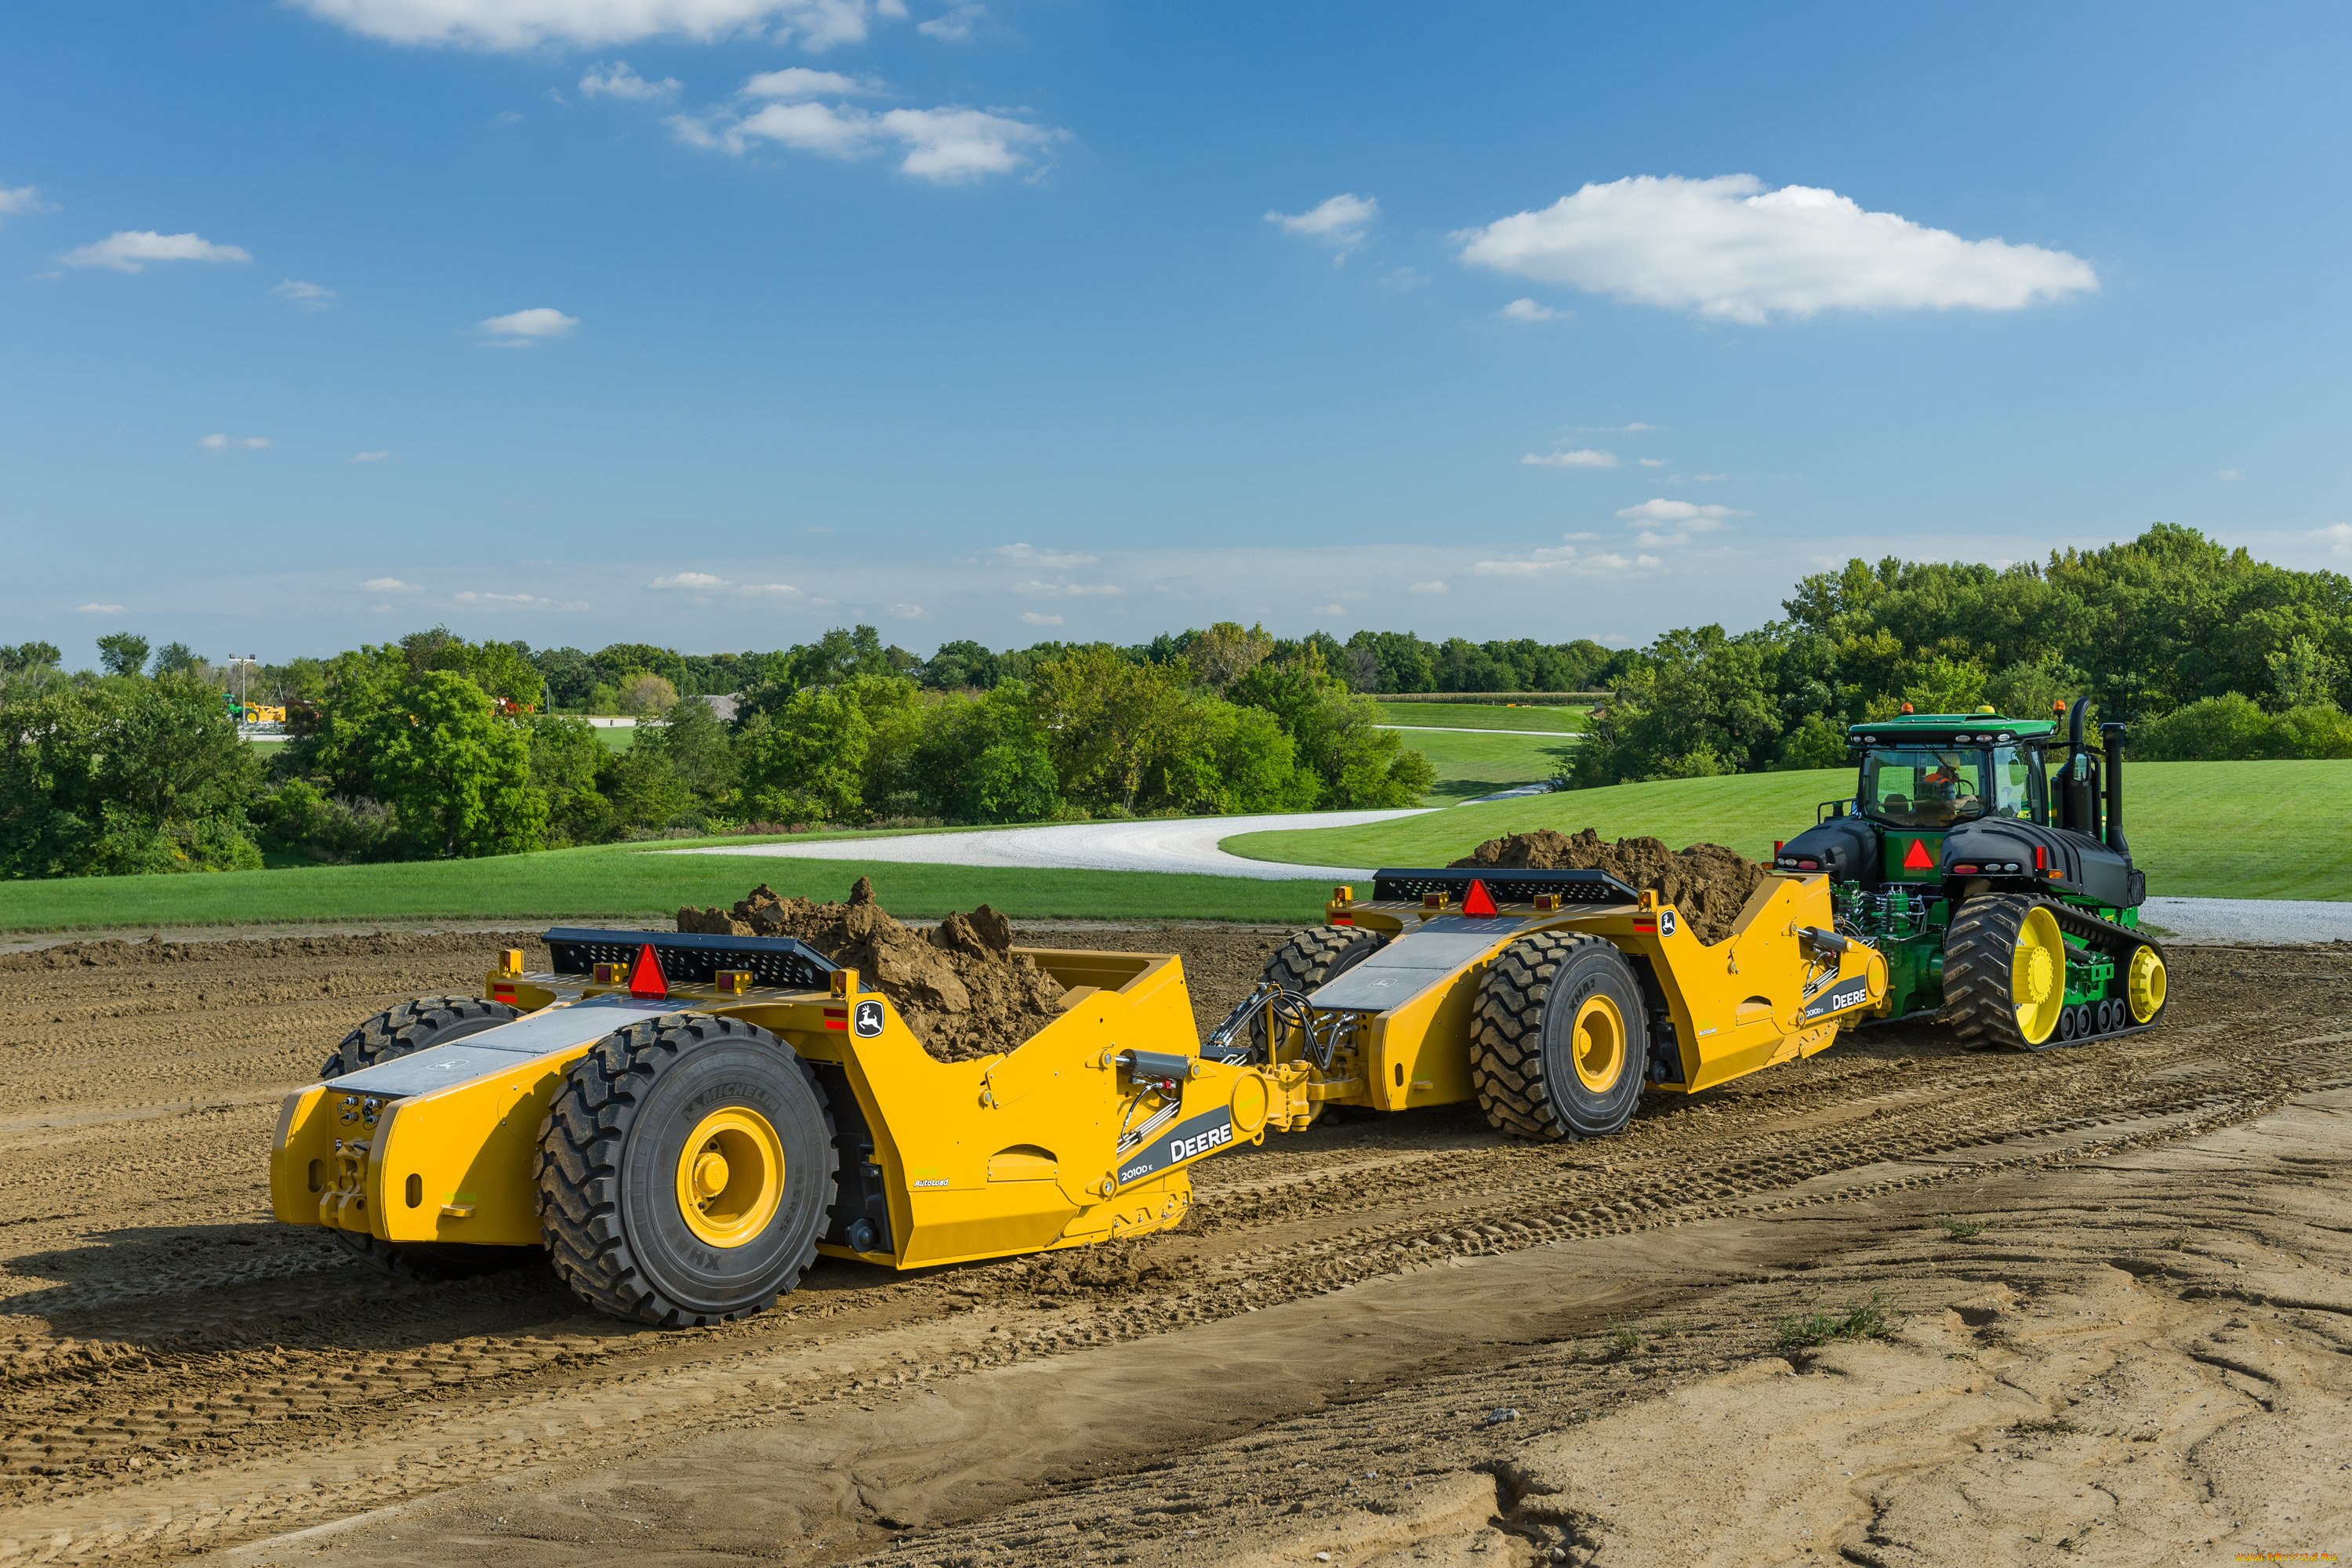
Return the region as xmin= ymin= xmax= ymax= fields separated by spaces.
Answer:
xmin=1469 ymin=931 xmax=1649 ymax=1141
xmin=1261 ymin=925 xmax=1387 ymax=994
xmin=321 ymin=995 xmax=526 ymax=1280
xmin=2126 ymin=942 xmax=2168 ymax=1025
xmin=537 ymin=1013 xmax=837 ymax=1327
xmin=1945 ymin=895 xmax=2069 ymax=1051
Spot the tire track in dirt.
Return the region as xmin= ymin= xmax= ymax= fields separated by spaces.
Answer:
xmin=0 ymin=933 xmax=2343 ymax=1565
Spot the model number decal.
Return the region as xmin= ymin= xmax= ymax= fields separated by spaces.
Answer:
xmin=1803 ymin=981 xmax=1870 ymax=1021
xmin=1114 ymin=1108 xmax=1235 ymax=1186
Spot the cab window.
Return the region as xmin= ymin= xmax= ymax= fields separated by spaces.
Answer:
xmin=1859 ymin=747 xmax=1987 ymax=829
xmin=1988 ymin=744 xmax=2038 ymax=820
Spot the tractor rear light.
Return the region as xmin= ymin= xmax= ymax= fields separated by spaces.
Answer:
xmin=1773 ymin=840 xmax=1784 ymax=858
xmin=1797 ymin=858 xmax=1819 ymax=870
xmin=592 ymin=961 xmax=623 ymax=985
xmin=1330 ymin=915 xmax=1355 ymax=926
xmin=1422 ymin=891 xmax=1450 ymax=910
xmin=2034 ymin=845 xmax=2048 ymax=873
xmin=1533 ymin=893 xmax=1562 ymax=912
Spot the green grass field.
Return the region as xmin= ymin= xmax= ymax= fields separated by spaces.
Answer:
xmin=1225 ymin=758 xmax=2352 ymax=902
xmin=0 ymin=841 xmax=1326 ymax=935
xmin=1395 ymin=728 xmax=1579 ymax=804
xmin=1371 ymin=701 xmax=1589 ymax=733
xmin=594 ymin=726 xmax=636 ymax=751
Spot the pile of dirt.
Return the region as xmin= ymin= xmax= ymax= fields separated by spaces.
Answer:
xmin=677 ymin=879 xmax=1065 ymax=1062
xmin=1450 ymin=829 xmax=1763 ymax=944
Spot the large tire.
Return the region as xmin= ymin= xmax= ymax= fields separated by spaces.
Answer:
xmin=1946 ymin=895 xmax=2067 ymax=1051
xmin=321 ymin=995 xmax=524 ymax=1281
xmin=1470 ymin=932 xmax=1649 ymax=1141
xmin=538 ymin=1013 xmax=837 ymax=1327
xmin=1262 ymin=926 xmax=1386 ymax=995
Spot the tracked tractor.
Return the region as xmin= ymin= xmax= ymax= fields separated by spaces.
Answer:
xmin=1771 ymin=697 xmax=2168 ymax=1051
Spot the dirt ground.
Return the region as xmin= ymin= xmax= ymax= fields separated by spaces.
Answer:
xmin=1 ymin=927 xmax=2347 ymax=1568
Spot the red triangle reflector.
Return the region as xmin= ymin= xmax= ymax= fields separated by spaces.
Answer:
xmin=1902 ymin=837 xmax=1936 ymax=871
xmin=1461 ymin=878 xmax=1499 ymax=917
xmin=627 ymin=942 xmax=669 ymax=998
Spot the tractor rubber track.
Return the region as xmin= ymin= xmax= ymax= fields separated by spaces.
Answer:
xmin=0 ymin=927 xmax=2339 ymax=1566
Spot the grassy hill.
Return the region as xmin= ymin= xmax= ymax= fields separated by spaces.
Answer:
xmin=1371 ymin=702 xmax=1589 ymax=734
xmin=1223 ymin=759 xmax=2352 ymax=902
xmin=1392 ymin=728 xmax=1580 ymax=804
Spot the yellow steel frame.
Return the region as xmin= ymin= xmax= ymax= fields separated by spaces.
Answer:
xmin=271 ymin=947 xmax=1312 ymax=1269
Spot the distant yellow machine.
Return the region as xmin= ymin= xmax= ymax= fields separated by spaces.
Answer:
xmin=272 ymin=866 xmax=1886 ymax=1326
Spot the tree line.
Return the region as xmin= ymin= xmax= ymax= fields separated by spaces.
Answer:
xmin=1569 ymin=524 xmax=2352 ymax=784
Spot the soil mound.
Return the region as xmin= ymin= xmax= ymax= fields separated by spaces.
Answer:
xmin=1450 ymin=829 xmax=1763 ymax=944
xmin=677 ymin=879 xmax=1065 ymax=1062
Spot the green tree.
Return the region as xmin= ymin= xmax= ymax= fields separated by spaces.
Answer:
xmin=737 ymin=688 xmax=873 ymax=823
xmin=619 ymin=672 xmax=678 ymax=715
xmin=151 ymin=641 xmax=201 ymax=676
xmin=372 ymin=670 xmax=546 ymax=856
xmin=1030 ymin=645 xmax=1197 ymax=812
xmin=528 ymin=715 xmax=614 ymax=845
xmin=96 ymin=633 xmax=150 ymax=678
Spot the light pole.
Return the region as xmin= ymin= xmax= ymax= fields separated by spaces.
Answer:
xmin=230 ymin=655 xmax=259 ymax=719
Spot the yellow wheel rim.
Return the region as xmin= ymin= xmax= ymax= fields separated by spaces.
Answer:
xmin=2127 ymin=944 xmax=2166 ymax=1023
xmin=1570 ymin=993 xmax=1626 ymax=1094
xmin=674 ymin=1106 xmax=786 ymax=1249
xmin=2010 ymin=905 xmax=2067 ymax=1046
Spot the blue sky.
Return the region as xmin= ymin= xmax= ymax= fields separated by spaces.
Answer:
xmin=4 ymin=2 xmax=2347 ymax=664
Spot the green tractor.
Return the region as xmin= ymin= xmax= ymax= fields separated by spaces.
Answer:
xmin=1774 ymin=697 xmax=2169 ymax=1051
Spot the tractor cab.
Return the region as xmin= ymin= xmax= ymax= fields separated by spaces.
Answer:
xmin=1773 ymin=698 xmax=2151 ymax=1033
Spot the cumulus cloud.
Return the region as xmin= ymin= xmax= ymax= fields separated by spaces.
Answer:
xmin=273 ymin=278 xmax=339 ymax=309
xmin=993 ymin=543 xmax=1098 ymax=568
xmin=1521 ymin=448 xmax=1617 ymax=470
xmin=649 ymin=571 xmax=803 ymax=596
xmin=1407 ymin=579 xmax=1449 ymax=595
xmin=891 ymin=602 xmax=926 ymax=619
xmin=362 ymin=576 xmax=419 ymax=591
xmin=741 ymin=65 xmax=877 ymax=97
xmin=288 ymin=0 xmax=890 ymax=50
xmin=1018 ymin=610 xmax=1064 ymax=626
xmin=918 ymin=1 xmax=984 ymax=40
xmin=1457 ymin=175 xmax=2098 ymax=324
xmin=1471 ymin=539 xmax=1659 ymax=577
xmin=0 ymin=184 xmax=54 ymax=223
xmin=1616 ymin=498 xmax=1747 ymax=528
xmin=75 ymin=603 xmax=125 ymax=614
xmin=1265 ymin=193 xmax=1377 ymax=256
xmin=198 ymin=434 xmax=271 ymax=451
xmin=2316 ymin=524 xmax=2352 ymax=558
xmin=580 ymin=60 xmax=681 ymax=100
xmin=452 ymin=590 xmax=589 ymax=610
xmin=479 ymin=306 xmax=579 ymax=343
xmin=1498 ymin=297 xmax=1563 ymax=322
xmin=64 ymin=230 xmax=250 ymax=273
xmin=673 ymin=78 xmax=1065 ymax=180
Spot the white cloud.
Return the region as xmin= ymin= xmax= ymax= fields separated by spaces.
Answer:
xmin=891 ymin=602 xmax=926 ymax=619
xmin=993 ymin=543 xmax=1098 ymax=568
xmin=1265 ymin=193 xmax=1377 ymax=256
xmin=917 ymin=1 xmax=984 ymax=41
xmin=741 ymin=66 xmax=877 ymax=97
xmin=1407 ymin=579 xmax=1449 ymax=595
xmin=1498 ymin=297 xmax=1563 ymax=322
xmin=1616 ymin=498 xmax=1747 ymax=527
xmin=1310 ymin=602 xmax=1346 ymax=616
xmin=64 ymin=230 xmax=250 ymax=273
xmin=649 ymin=571 xmax=804 ymax=597
xmin=1014 ymin=579 xmax=1123 ymax=597
xmin=1637 ymin=457 xmax=1668 ymax=468
xmin=676 ymin=89 xmax=1063 ymax=181
xmin=1018 ymin=610 xmax=1064 ymax=626
xmin=0 ymin=185 xmax=54 ymax=223
xmin=1457 ymin=174 xmax=2098 ymax=324
xmin=2215 ymin=467 xmax=2245 ymax=481
xmin=452 ymin=590 xmax=589 ymax=610
xmin=288 ymin=0 xmax=889 ymax=50
xmin=273 ymin=278 xmax=339 ymax=309
xmin=198 ymin=434 xmax=271 ymax=451
xmin=1575 ymin=422 xmax=1657 ymax=434
xmin=1471 ymin=540 xmax=1657 ymax=578
xmin=479 ymin=306 xmax=579 ymax=343
xmin=75 ymin=602 xmax=124 ymax=614
xmin=1690 ymin=471 xmax=1728 ymax=482
xmin=1521 ymin=448 xmax=1617 ymax=470
xmin=2316 ymin=524 xmax=2352 ymax=558
xmin=353 ymin=450 xmax=394 ymax=462
xmin=362 ymin=576 xmax=420 ymax=591
xmin=580 ymin=60 xmax=681 ymax=100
